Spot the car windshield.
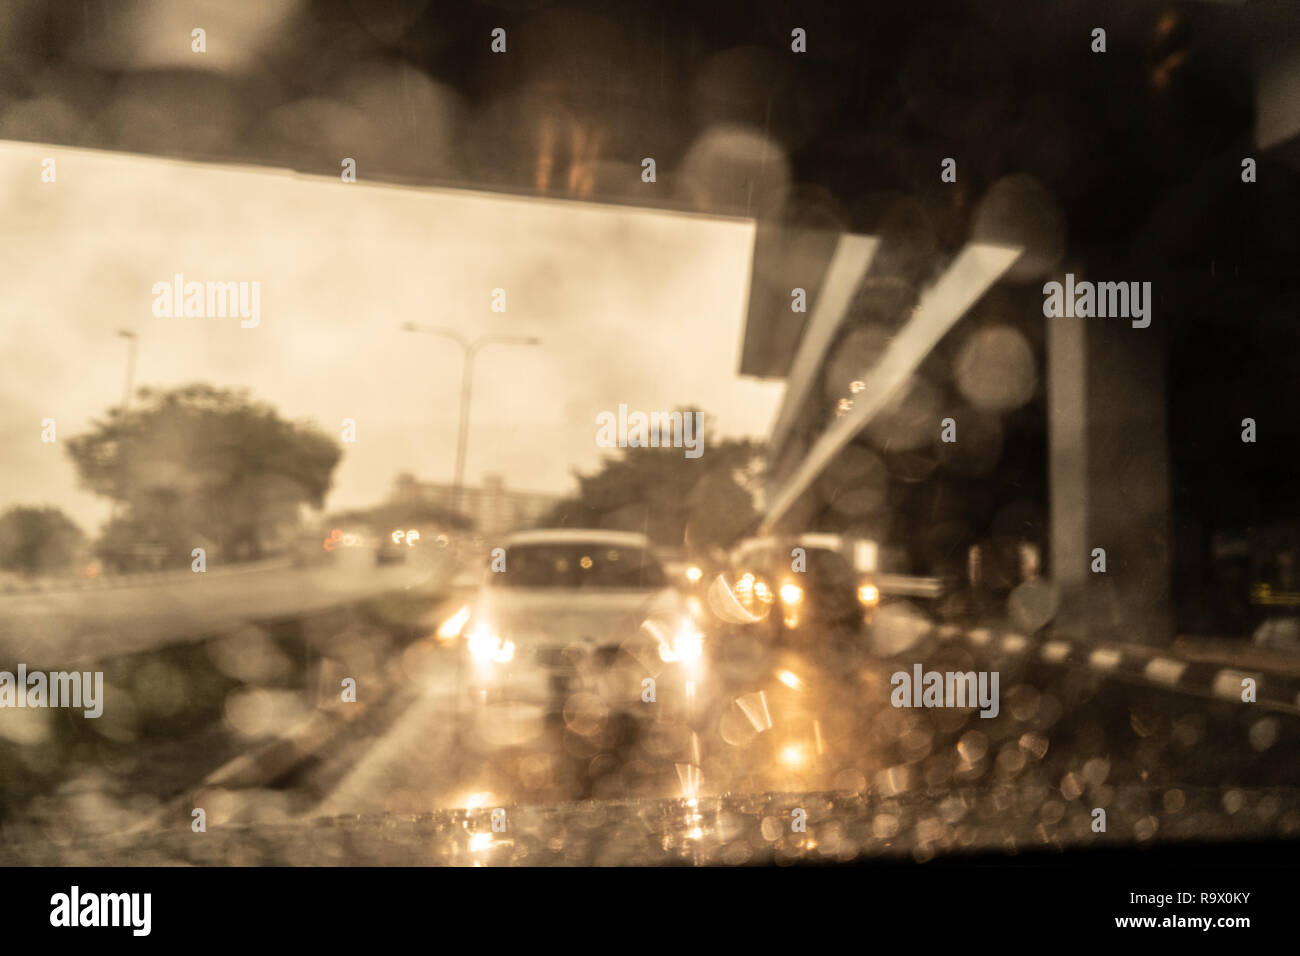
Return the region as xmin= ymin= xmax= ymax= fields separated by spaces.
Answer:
xmin=802 ymin=547 xmax=857 ymax=583
xmin=2 ymin=0 xmax=1297 ymax=908
xmin=490 ymin=543 xmax=668 ymax=589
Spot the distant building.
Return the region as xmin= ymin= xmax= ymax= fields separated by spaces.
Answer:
xmin=388 ymin=472 xmax=561 ymax=537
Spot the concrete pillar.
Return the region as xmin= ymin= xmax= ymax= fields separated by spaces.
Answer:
xmin=1048 ymin=309 xmax=1173 ymax=644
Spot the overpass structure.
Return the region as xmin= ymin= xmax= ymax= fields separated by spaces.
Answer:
xmin=738 ymin=147 xmax=1298 ymax=649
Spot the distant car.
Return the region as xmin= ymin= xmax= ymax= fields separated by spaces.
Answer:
xmin=442 ymin=529 xmax=709 ymax=772
xmin=316 ymin=527 xmax=371 ymax=566
xmin=1253 ymin=615 xmax=1300 ymax=654
xmin=376 ymin=527 xmax=422 ymax=565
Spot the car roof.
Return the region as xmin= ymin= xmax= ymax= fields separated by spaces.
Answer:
xmin=503 ymin=528 xmax=655 ymax=549
xmin=733 ymin=534 xmax=844 ymax=554
xmin=796 ymin=533 xmax=845 ymax=551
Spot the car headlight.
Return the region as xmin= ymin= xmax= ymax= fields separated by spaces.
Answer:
xmin=658 ymin=620 xmax=704 ymax=664
xmin=858 ymin=583 xmax=879 ymax=606
xmin=780 ymin=583 xmax=803 ymax=605
xmin=685 ymin=565 xmax=703 ymax=583
xmin=437 ymin=605 xmax=471 ymax=642
xmin=468 ymin=624 xmax=515 ymax=663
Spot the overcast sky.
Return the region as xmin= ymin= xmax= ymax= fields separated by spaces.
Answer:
xmin=0 ymin=141 xmax=783 ymax=535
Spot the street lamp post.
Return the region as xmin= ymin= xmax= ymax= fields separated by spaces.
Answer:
xmin=401 ymin=323 xmax=541 ymax=515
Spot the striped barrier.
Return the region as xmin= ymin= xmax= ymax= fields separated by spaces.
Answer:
xmin=926 ymin=623 xmax=1300 ymax=717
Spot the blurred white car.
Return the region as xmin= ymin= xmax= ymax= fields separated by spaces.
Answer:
xmin=442 ymin=529 xmax=708 ymax=753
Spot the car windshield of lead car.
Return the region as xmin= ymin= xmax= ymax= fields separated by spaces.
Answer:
xmin=489 ymin=544 xmax=669 ymax=590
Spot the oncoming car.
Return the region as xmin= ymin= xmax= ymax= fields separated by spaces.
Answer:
xmin=440 ymin=529 xmax=709 ymax=788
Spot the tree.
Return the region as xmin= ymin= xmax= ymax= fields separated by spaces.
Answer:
xmin=66 ymin=384 xmax=342 ymax=568
xmin=0 ymin=506 xmax=86 ymax=576
xmin=545 ymin=414 xmax=765 ymax=551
